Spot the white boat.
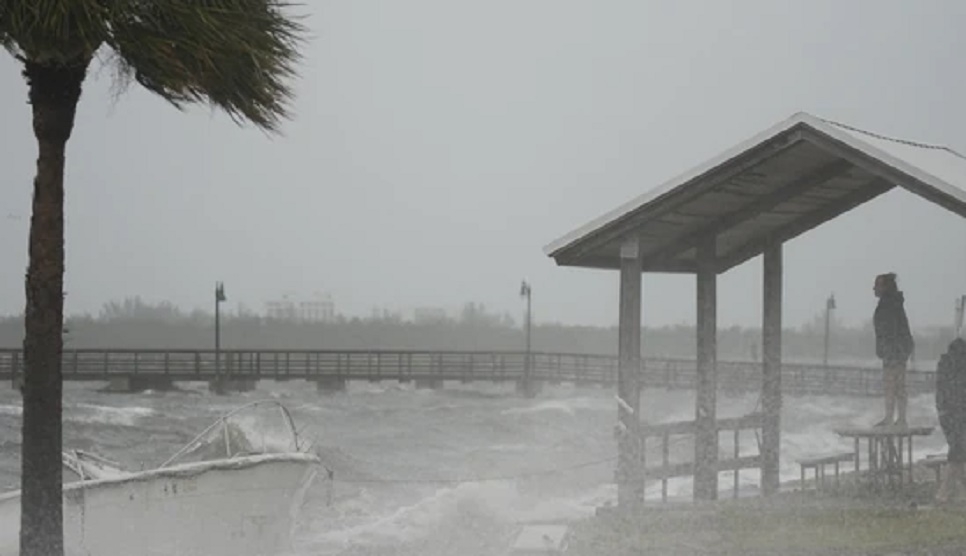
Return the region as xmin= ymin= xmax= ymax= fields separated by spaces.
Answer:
xmin=0 ymin=400 xmax=327 ymax=556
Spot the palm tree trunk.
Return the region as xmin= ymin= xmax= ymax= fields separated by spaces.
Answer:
xmin=19 ymin=59 xmax=88 ymax=556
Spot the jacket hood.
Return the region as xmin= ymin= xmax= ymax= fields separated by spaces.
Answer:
xmin=879 ymin=291 xmax=905 ymax=305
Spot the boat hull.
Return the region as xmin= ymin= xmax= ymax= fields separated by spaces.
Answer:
xmin=0 ymin=453 xmax=320 ymax=556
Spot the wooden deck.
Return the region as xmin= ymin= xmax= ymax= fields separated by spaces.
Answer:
xmin=0 ymin=348 xmax=938 ymax=397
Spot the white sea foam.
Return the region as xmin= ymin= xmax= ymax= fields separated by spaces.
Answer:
xmin=0 ymin=380 xmax=951 ymax=556
xmin=68 ymin=403 xmax=156 ymax=426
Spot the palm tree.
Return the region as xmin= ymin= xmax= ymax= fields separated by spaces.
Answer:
xmin=0 ymin=2 xmax=304 ymax=554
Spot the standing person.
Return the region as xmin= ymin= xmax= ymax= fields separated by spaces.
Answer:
xmin=873 ymin=272 xmax=914 ymax=427
xmin=935 ymin=337 xmax=966 ymax=503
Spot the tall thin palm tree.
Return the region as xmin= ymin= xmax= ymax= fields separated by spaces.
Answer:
xmin=0 ymin=2 xmax=304 ymax=554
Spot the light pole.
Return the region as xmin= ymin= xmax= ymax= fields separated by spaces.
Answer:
xmin=520 ymin=280 xmax=532 ymax=385
xmin=215 ymin=281 xmax=226 ymax=376
xmin=955 ymin=295 xmax=966 ymax=337
xmin=823 ymin=293 xmax=836 ymax=370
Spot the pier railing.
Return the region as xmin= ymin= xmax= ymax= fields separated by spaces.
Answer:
xmin=0 ymin=348 xmax=936 ymax=397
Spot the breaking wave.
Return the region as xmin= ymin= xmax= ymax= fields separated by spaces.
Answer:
xmin=0 ymin=381 xmax=949 ymax=556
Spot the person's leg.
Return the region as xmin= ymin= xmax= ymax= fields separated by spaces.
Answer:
xmin=938 ymin=427 xmax=966 ymax=503
xmin=877 ymin=364 xmax=896 ymax=426
xmin=895 ymin=362 xmax=908 ymax=427
xmin=956 ymin=462 xmax=966 ymax=492
xmin=937 ymin=465 xmax=953 ymax=503
xmin=937 ymin=463 xmax=961 ymax=503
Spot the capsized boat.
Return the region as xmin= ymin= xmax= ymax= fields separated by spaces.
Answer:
xmin=0 ymin=400 xmax=327 ymax=556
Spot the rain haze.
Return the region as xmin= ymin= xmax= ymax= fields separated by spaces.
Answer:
xmin=5 ymin=2 xmax=966 ymax=556
xmin=1 ymin=0 xmax=965 ymax=328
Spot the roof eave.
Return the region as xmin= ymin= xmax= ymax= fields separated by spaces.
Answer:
xmin=546 ymin=111 xmax=966 ymax=273
xmin=550 ymin=252 xmax=700 ymax=274
xmin=543 ymin=113 xmax=816 ymax=261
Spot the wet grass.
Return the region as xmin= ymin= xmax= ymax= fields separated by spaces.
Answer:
xmin=566 ymin=469 xmax=966 ymax=556
xmin=567 ymin=503 xmax=966 ymax=555
xmin=722 ymin=505 xmax=966 ymax=554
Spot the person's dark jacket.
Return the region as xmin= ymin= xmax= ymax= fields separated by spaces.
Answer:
xmin=936 ymin=338 xmax=966 ymax=434
xmin=874 ymin=291 xmax=914 ymax=364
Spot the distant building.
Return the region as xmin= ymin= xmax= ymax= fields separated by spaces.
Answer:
xmin=299 ymin=297 xmax=335 ymax=322
xmin=265 ymin=299 xmax=296 ymax=320
xmin=265 ymin=292 xmax=335 ymax=323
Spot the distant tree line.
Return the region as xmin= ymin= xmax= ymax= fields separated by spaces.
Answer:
xmin=0 ymin=296 xmax=957 ymax=367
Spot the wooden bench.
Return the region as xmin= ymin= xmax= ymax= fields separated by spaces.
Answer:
xmin=923 ymin=454 xmax=947 ymax=483
xmin=797 ymin=452 xmax=855 ymax=491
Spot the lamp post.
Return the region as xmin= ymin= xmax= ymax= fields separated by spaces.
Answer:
xmin=823 ymin=293 xmax=836 ymax=370
xmin=215 ymin=282 xmax=226 ymax=376
xmin=955 ymin=295 xmax=966 ymax=337
xmin=520 ymin=280 xmax=532 ymax=386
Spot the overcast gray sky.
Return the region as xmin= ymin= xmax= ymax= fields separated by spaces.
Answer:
xmin=1 ymin=0 xmax=965 ymax=329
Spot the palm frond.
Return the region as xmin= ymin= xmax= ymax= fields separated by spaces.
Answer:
xmin=0 ymin=3 xmax=12 ymax=58
xmin=108 ymin=0 xmax=306 ymax=132
xmin=0 ymin=31 xmax=17 ymax=61
xmin=0 ymin=0 xmax=110 ymax=62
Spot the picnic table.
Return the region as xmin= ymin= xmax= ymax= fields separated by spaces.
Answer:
xmin=834 ymin=425 xmax=935 ymax=490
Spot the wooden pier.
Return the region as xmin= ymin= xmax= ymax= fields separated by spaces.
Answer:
xmin=0 ymin=348 xmax=936 ymax=396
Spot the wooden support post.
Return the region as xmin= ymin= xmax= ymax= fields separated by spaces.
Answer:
xmin=762 ymin=241 xmax=783 ymax=495
xmin=694 ymin=235 xmax=718 ymax=501
xmin=617 ymin=236 xmax=644 ymax=511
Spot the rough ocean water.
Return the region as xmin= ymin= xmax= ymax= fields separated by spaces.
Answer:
xmin=0 ymin=379 xmax=949 ymax=556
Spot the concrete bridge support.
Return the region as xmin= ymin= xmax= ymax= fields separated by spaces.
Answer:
xmin=316 ymin=377 xmax=347 ymax=393
xmin=415 ymin=377 xmax=443 ymax=390
xmin=103 ymin=374 xmax=175 ymax=393
xmin=208 ymin=378 xmax=258 ymax=395
xmin=515 ymin=378 xmax=543 ymax=398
